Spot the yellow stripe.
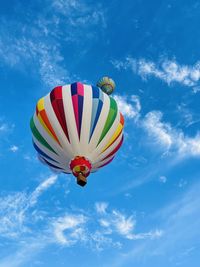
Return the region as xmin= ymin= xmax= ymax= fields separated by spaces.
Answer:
xmin=37 ymin=98 xmax=45 ymax=112
xmin=37 ymin=114 xmax=57 ymax=142
xmin=101 ymin=123 xmax=123 ymax=153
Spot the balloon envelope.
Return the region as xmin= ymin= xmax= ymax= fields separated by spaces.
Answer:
xmin=96 ymin=77 xmax=115 ymax=95
xmin=30 ymin=82 xmax=124 ymax=184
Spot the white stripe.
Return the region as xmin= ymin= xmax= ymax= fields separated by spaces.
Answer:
xmin=62 ymin=84 xmax=80 ymax=156
xmin=33 ymin=113 xmax=66 ymax=160
xmin=32 ymin=136 xmax=65 ymax=168
xmin=88 ymin=93 xmax=110 ymax=153
xmin=90 ymin=109 xmax=120 ymax=160
xmin=93 ymin=132 xmax=123 ymax=163
xmin=44 ymin=92 xmax=74 ymax=159
xmin=92 ymin=154 xmax=115 ymax=169
xmin=79 ymin=84 xmax=93 ymax=154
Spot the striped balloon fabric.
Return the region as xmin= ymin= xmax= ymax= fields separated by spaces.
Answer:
xmin=30 ymin=82 xmax=124 ymax=186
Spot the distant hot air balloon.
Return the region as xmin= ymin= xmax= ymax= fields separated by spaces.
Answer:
xmin=30 ymin=80 xmax=124 ymax=186
xmin=97 ymin=76 xmax=115 ymax=95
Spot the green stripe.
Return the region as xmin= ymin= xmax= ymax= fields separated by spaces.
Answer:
xmin=98 ymin=98 xmax=118 ymax=145
xmin=30 ymin=117 xmax=57 ymax=154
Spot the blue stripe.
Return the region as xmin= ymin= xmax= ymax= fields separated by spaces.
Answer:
xmin=92 ymin=86 xmax=99 ymax=98
xmin=89 ymin=99 xmax=103 ymax=140
xmin=78 ymin=95 xmax=84 ymax=137
xmin=42 ymin=158 xmax=62 ymax=170
xmin=33 ymin=141 xmax=58 ymax=163
xmin=71 ymin=83 xmax=78 ymax=95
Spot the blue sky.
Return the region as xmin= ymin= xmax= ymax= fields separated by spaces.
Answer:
xmin=0 ymin=0 xmax=200 ymax=266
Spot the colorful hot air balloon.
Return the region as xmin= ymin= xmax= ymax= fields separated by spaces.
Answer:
xmin=97 ymin=76 xmax=115 ymax=95
xmin=30 ymin=82 xmax=124 ymax=186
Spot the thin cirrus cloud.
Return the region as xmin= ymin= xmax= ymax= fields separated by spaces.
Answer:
xmin=0 ymin=190 xmax=163 ymax=267
xmin=96 ymin=203 xmax=163 ymax=241
xmin=0 ymin=177 xmax=162 ymax=252
xmin=0 ymin=121 xmax=15 ymax=134
xmin=113 ymin=93 xmax=200 ymax=159
xmin=95 ymin=201 xmax=108 ymax=214
xmin=0 ymin=0 xmax=106 ymax=88
xmin=113 ymin=94 xmax=141 ymax=120
xmin=0 ymin=35 xmax=70 ymax=88
xmin=52 ymin=202 xmax=162 ymax=250
xmin=105 ymin=180 xmax=200 ymax=267
xmin=142 ymin=110 xmax=200 ymax=158
xmin=52 ymin=0 xmax=106 ymax=28
xmin=0 ymin=174 xmax=58 ymax=239
xmin=111 ymin=57 xmax=200 ymax=90
xmin=9 ymin=145 xmax=19 ymax=153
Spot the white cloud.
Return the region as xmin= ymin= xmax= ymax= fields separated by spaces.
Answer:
xmin=0 ymin=121 xmax=15 ymax=134
xmin=142 ymin=110 xmax=200 ymax=158
xmin=53 ymin=214 xmax=87 ymax=245
xmin=99 ymin=218 xmax=111 ymax=228
xmin=51 ymin=203 xmax=162 ymax=250
xmin=0 ymin=192 xmax=28 ymax=238
xmin=95 ymin=204 xmax=163 ymax=242
xmin=0 ymin=239 xmax=45 ymax=267
xmin=143 ymin=111 xmax=173 ymax=149
xmin=29 ymin=174 xmax=58 ymax=206
xmin=0 ymin=0 xmax=107 ymax=88
xmin=0 ymin=174 xmax=58 ymax=239
xmin=0 ymin=123 xmax=8 ymax=132
xmin=52 ymin=0 xmax=106 ymax=28
xmin=103 ymin=181 xmax=200 ymax=267
xmin=112 ymin=210 xmax=136 ymax=239
xmin=95 ymin=202 xmax=108 ymax=214
xmin=52 ymin=0 xmax=81 ymax=12
xmin=0 ymin=178 xmax=162 ymax=262
xmin=112 ymin=57 xmax=200 ymax=89
xmin=9 ymin=145 xmax=19 ymax=153
xmin=0 ymin=37 xmax=70 ymax=87
xmin=113 ymin=95 xmax=141 ymax=119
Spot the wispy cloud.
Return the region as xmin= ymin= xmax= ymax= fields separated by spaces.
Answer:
xmin=52 ymin=0 xmax=106 ymax=28
xmin=9 ymin=145 xmax=19 ymax=153
xmin=96 ymin=207 xmax=162 ymax=241
xmin=95 ymin=202 xmax=108 ymax=214
xmin=0 ymin=1 xmax=107 ymax=88
xmin=113 ymin=96 xmax=200 ymax=160
xmin=29 ymin=174 xmax=58 ymax=206
xmin=0 ymin=123 xmax=9 ymax=132
xmin=0 ymin=37 xmax=70 ymax=87
xmin=0 ymin=239 xmax=46 ymax=267
xmin=53 ymin=214 xmax=87 ymax=246
xmin=0 ymin=192 xmax=28 ymax=238
xmin=142 ymin=110 xmax=200 ymax=158
xmin=0 ymin=120 xmax=15 ymax=134
xmin=0 ymin=175 xmax=161 ymax=263
xmin=113 ymin=95 xmax=141 ymax=120
xmin=112 ymin=57 xmax=200 ymax=89
xmin=0 ymin=174 xmax=58 ymax=239
xmin=51 ymin=205 xmax=162 ymax=252
xmin=105 ymin=180 xmax=200 ymax=267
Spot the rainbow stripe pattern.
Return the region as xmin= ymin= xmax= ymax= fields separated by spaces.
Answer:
xmin=30 ymin=82 xmax=124 ymax=175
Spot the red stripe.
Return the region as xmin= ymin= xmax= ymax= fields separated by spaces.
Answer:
xmin=50 ymin=87 xmax=70 ymax=142
xmin=72 ymin=94 xmax=79 ymax=133
xmin=103 ymin=136 xmax=123 ymax=161
xmin=98 ymin=156 xmax=115 ymax=168
xmin=120 ymin=113 xmax=124 ymax=126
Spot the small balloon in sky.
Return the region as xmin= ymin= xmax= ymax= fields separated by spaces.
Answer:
xmin=96 ymin=76 xmax=115 ymax=95
xmin=30 ymin=81 xmax=124 ymax=187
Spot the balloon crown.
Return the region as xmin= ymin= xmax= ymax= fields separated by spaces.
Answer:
xmin=96 ymin=76 xmax=115 ymax=95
